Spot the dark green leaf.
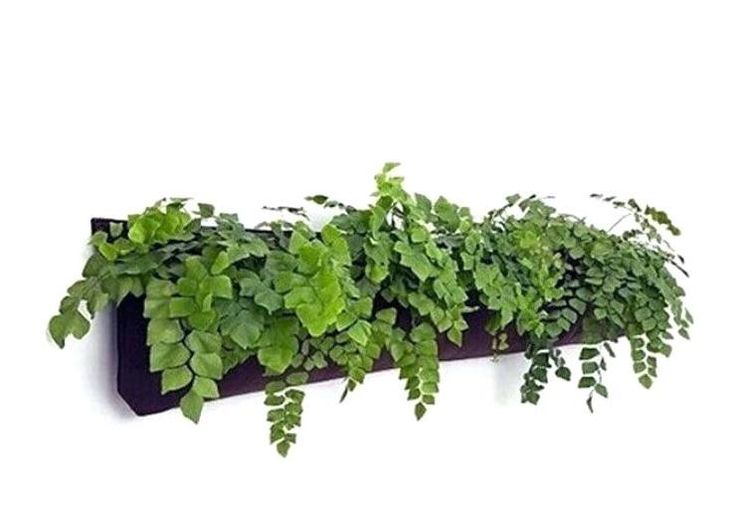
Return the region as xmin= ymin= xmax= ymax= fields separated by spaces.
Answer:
xmin=578 ymin=376 xmax=596 ymax=388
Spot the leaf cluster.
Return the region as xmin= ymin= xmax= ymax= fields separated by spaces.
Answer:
xmin=49 ymin=164 xmax=692 ymax=455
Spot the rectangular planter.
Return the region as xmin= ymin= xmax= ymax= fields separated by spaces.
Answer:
xmin=91 ymin=218 xmax=588 ymax=416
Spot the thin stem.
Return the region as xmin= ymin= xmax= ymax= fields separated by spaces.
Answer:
xmin=607 ymin=213 xmax=631 ymax=233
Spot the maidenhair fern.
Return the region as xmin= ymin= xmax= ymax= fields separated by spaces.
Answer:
xmin=49 ymin=163 xmax=692 ymax=456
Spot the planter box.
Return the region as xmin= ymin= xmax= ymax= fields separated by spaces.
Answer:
xmin=91 ymin=218 xmax=589 ymax=416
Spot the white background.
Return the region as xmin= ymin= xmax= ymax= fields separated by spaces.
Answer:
xmin=1 ymin=1 xmax=734 ymax=524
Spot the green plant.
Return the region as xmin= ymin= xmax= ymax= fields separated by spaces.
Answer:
xmin=49 ymin=164 xmax=692 ymax=456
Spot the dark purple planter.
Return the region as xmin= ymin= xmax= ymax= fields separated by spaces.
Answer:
xmin=92 ymin=218 xmax=589 ymax=416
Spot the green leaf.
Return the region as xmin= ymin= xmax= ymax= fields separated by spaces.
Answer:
xmin=276 ymin=440 xmax=291 ymax=457
xmin=210 ymin=251 xmax=230 ymax=275
xmin=594 ymin=384 xmax=608 ymax=398
xmin=143 ymin=298 xmax=170 ymax=319
xmin=176 ymin=277 xmax=199 ymax=297
xmin=109 ymin=222 xmax=125 ymax=238
xmin=582 ymin=362 xmax=598 ymax=374
xmin=347 ymin=320 xmax=371 ymax=346
xmin=569 ymin=247 xmax=584 ymax=259
xmin=192 ymin=376 xmax=219 ymax=399
xmin=224 ymin=311 xmax=263 ymax=349
xmin=410 ymin=323 xmax=435 ymax=343
xmin=187 ymin=310 xmax=217 ymax=331
xmin=336 ymin=310 xmax=357 ymax=330
xmin=185 ymin=330 xmax=222 ymax=354
xmin=190 ymin=353 xmax=224 ymax=379
xmin=414 ymin=402 xmax=427 ymax=420
xmin=150 ymin=342 xmax=191 ymax=372
xmin=286 ymin=372 xmax=309 ymax=386
xmin=257 ymin=318 xmax=299 ymax=373
xmin=561 ymin=308 xmax=578 ymax=324
xmin=569 ymin=298 xmax=586 ymax=314
xmin=295 ymin=303 xmax=330 ymax=337
xmin=321 ymin=224 xmax=351 ymax=264
xmin=97 ymin=242 xmax=119 ymax=261
xmin=197 ymin=203 xmax=215 ymax=218
xmin=162 ymin=366 xmax=193 ymax=393
xmin=577 ymin=376 xmax=596 ymax=388
xmin=147 ymin=319 xmax=184 ymax=345
xmin=265 ymin=381 xmax=286 ymax=394
xmin=48 ymin=310 xmax=90 ymax=348
xmin=351 ymin=297 xmax=373 ymax=318
xmin=184 ymin=257 xmax=209 ymax=281
xmin=410 ymin=226 xmax=429 ymax=243
xmin=639 ymin=375 xmax=653 ymax=389
xmin=555 ymin=366 xmax=571 ymax=381
xmin=210 ymin=275 xmax=233 ymax=299
xmin=180 ymin=389 xmax=204 ymax=423
xmin=376 ymin=308 xmax=397 ymax=325
xmin=255 ymin=288 xmax=283 ymax=313
xmin=447 ymin=327 xmax=463 ymax=346
xmin=169 ymin=297 xmax=197 ymax=318
xmin=434 ymin=196 xmax=460 ymax=230
xmin=284 ymin=286 xmax=316 ymax=309
xmin=127 ymin=220 xmax=148 ymax=244
xmin=306 ymin=194 xmax=329 ymax=205
xmin=147 ymin=278 xmax=176 ymax=298
xmin=579 ymin=347 xmax=599 ymax=360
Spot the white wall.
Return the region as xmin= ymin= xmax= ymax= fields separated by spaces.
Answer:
xmin=1 ymin=2 xmax=734 ymax=524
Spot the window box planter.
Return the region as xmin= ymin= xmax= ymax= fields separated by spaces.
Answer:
xmin=97 ymin=211 xmax=597 ymax=416
xmin=50 ymin=167 xmax=690 ymax=456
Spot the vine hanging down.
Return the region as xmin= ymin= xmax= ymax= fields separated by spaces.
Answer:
xmin=49 ymin=164 xmax=692 ymax=456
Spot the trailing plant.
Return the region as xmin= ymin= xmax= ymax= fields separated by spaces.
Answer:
xmin=49 ymin=164 xmax=692 ymax=455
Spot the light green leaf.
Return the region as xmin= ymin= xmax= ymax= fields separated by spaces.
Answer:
xmin=210 ymin=275 xmax=233 ymax=299
xmin=210 ymin=251 xmax=230 ymax=275
xmin=180 ymin=389 xmax=204 ymax=423
xmin=223 ymin=310 xmax=263 ymax=349
xmin=169 ymin=297 xmax=197 ymax=318
xmin=185 ymin=330 xmax=222 ymax=354
xmin=161 ymin=366 xmax=193 ymax=393
xmin=147 ymin=319 xmax=184 ymax=345
xmin=176 ymin=277 xmax=199 ymax=297
xmin=146 ymin=278 xmax=176 ymax=298
xmin=257 ymin=318 xmax=299 ymax=373
xmin=190 ymin=353 xmax=223 ymax=379
xmin=150 ymin=342 xmax=191 ymax=372
xmin=347 ymin=320 xmax=371 ymax=346
xmin=284 ymin=286 xmax=316 ymax=309
xmin=192 ymin=376 xmax=219 ymax=399
xmin=143 ymin=298 xmax=169 ymax=319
